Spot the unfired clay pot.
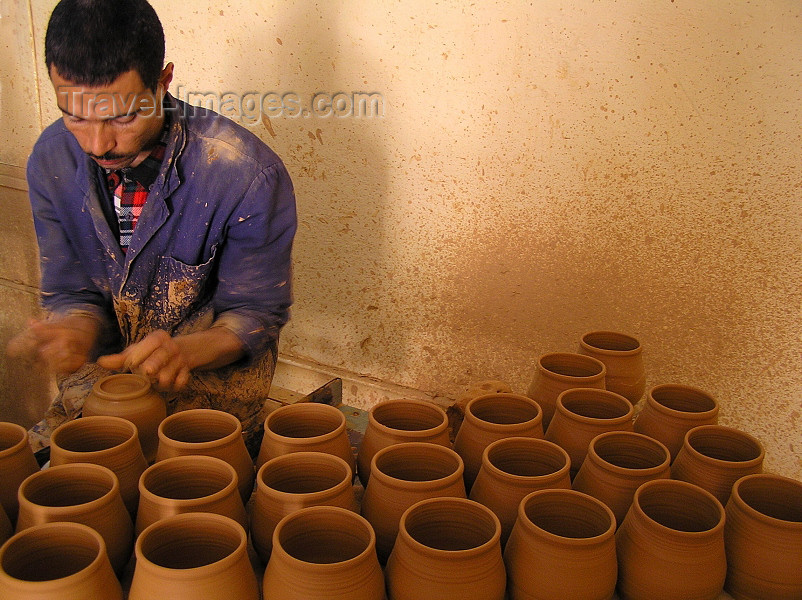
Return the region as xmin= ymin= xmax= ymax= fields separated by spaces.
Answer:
xmin=503 ymin=488 xmax=617 ymax=600
xmin=724 ymin=473 xmax=802 ymax=600
xmin=453 ymin=393 xmax=543 ymax=490
xmin=385 ymin=497 xmax=506 ymax=600
xmin=544 ymin=388 xmax=634 ymax=478
xmin=671 ymin=424 xmax=764 ymax=505
xmin=356 ymin=398 xmax=451 ymax=487
xmin=469 ymin=437 xmax=571 ymax=546
xmin=616 ymin=479 xmax=726 ymax=600
xmin=0 ymin=521 xmax=123 ymax=600
xmin=250 ymin=451 xmax=359 ymax=564
xmin=572 ymin=431 xmax=671 ymax=526
xmin=449 ymin=380 xmax=513 ymax=443
xmin=129 ymin=512 xmax=259 ymax=600
xmin=50 ymin=415 xmax=148 ymax=515
xmin=263 ymin=506 xmax=386 ymax=600
xmin=156 ymin=408 xmax=255 ymax=501
xmin=135 ymin=454 xmax=248 ymax=535
xmin=83 ymin=373 xmax=166 ymax=463
xmin=361 ymin=442 xmax=467 ymax=562
xmin=578 ymin=331 xmax=646 ymax=404
xmin=0 ymin=505 xmax=12 ymax=546
xmin=15 ymin=462 xmax=134 ymax=575
xmin=633 ymin=383 xmax=718 ymax=461
xmin=0 ymin=421 xmax=39 ymax=523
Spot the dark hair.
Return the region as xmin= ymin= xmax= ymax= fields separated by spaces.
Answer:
xmin=45 ymin=0 xmax=165 ymax=90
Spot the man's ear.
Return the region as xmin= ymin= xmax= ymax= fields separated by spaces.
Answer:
xmin=158 ymin=62 xmax=174 ymax=94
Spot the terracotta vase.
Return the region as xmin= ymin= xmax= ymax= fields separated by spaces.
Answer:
xmin=129 ymin=512 xmax=259 ymax=600
xmin=0 ymin=521 xmax=123 ymax=600
xmin=449 ymin=381 xmax=513 ymax=443
xmin=263 ymin=506 xmax=386 ymax=600
xmin=544 ymin=388 xmax=634 ymax=478
xmin=356 ymin=398 xmax=451 ymax=487
xmin=578 ymin=331 xmax=646 ymax=404
xmin=256 ymin=402 xmax=356 ymax=475
xmin=469 ymin=437 xmax=571 ymax=546
xmin=526 ymin=352 xmax=606 ymax=430
xmin=572 ymin=431 xmax=671 ymax=526
xmin=633 ymin=383 xmax=718 ymax=461
xmin=50 ymin=415 xmax=148 ymax=515
xmin=453 ymin=393 xmax=543 ymax=490
xmin=0 ymin=421 xmax=39 ymax=524
xmin=250 ymin=451 xmax=359 ymax=564
xmin=724 ymin=473 xmax=802 ymax=600
xmin=156 ymin=408 xmax=255 ymax=501
xmin=616 ymin=479 xmax=727 ymax=600
xmin=503 ymin=489 xmax=617 ymax=600
xmin=0 ymin=505 xmax=11 ymax=546
xmin=671 ymin=424 xmax=765 ymax=506
xmin=15 ymin=462 xmax=134 ymax=575
xmin=83 ymin=373 xmax=166 ymax=463
xmin=361 ymin=442 xmax=467 ymax=562
xmin=135 ymin=454 xmax=248 ymax=535
xmin=385 ymin=497 xmax=506 ymax=600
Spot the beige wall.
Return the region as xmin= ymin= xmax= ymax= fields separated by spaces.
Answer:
xmin=3 ymin=1 xmax=800 ymax=479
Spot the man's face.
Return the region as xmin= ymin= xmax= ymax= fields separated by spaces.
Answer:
xmin=50 ymin=65 xmax=173 ymax=170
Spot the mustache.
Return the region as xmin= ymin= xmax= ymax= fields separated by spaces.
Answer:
xmin=88 ymin=151 xmax=128 ymax=161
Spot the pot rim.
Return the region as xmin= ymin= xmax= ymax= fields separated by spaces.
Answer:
xmin=18 ymin=463 xmax=120 ymax=516
xmin=50 ymin=415 xmax=139 ymax=458
xmin=370 ymin=441 xmax=464 ymax=487
xmin=680 ymin=425 xmax=765 ymax=468
xmin=580 ymin=330 xmax=642 ymax=356
xmin=256 ymin=451 xmax=353 ymax=500
xmin=516 ymin=488 xmax=616 ymax=545
xmin=536 ymin=352 xmax=607 ymax=382
xmin=138 ymin=455 xmax=238 ymax=505
xmin=90 ymin=373 xmax=152 ymax=402
xmin=157 ymin=408 xmax=242 ymax=451
xmin=630 ymin=479 xmax=725 ymax=537
xmin=368 ymin=398 xmax=449 ymax=438
xmin=554 ymin=388 xmax=634 ymax=425
xmin=645 ymin=384 xmax=719 ymax=418
xmin=480 ymin=436 xmax=570 ymax=482
xmin=264 ymin=403 xmax=346 ymax=444
xmin=729 ymin=473 xmax=802 ymax=528
xmin=464 ymin=393 xmax=543 ymax=431
xmin=585 ymin=431 xmax=671 ymax=475
xmin=0 ymin=422 xmax=29 ymax=458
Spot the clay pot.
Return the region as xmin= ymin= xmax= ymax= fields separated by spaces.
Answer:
xmin=724 ymin=473 xmax=802 ymax=600
xmin=129 ymin=512 xmax=259 ymax=600
xmin=256 ymin=402 xmax=356 ymax=475
xmin=504 ymin=489 xmax=617 ymax=600
xmin=469 ymin=437 xmax=571 ymax=546
xmin=633 ymin=383 xmax=718 ymax=461
xmin=263 ymin=506 xmax=385 ymax=600
xmin=578 ymin=331 xmax=646 ymax=404
xmin=526 ymin=352 xmax=606 ymax=430
xmin=250 ymin=451 xmax=359 ymax=564
xmin=385 ymin=497 xmax=506 ymax=600
xmin=0 ymin=505 xmax=11 ymax=547
xmin=453 ymin=393 xmax=543 ymax=490
xmin=83 ymin=373 xmax=166 ymax=463
xmin=50 ymin=415 xmax=148 ymax=515
xmin=0 ymin=422 xmax=39 ymax=523
xmin=361 ymin=442 xmax=467 ymax=562
xmin=544 ymin=388 xmax=634 ymax=478
xmin=616 ymin=479 xmax=726 ymax=600
xmin=356 ymin=398 xmax=451 ymax=487
xmin=156 ymin=408 xmax=255 ymax=501
xmin=16 ymin=462 xmax=134 ymax=574
xmin=449 ymin=381 xmax=513 ymax=442
xmin=0 ymin=521 xmax=123 ymax=600
xmin=135 ymin=454 xmax=248 ymax=535
xmin=572 ymin=431 xmax=671 ymax=526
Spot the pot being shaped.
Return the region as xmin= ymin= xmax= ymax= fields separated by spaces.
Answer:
xmin=616 ymin=479 xmax=726 ymax=600
xmin=0 ymin=521 xmax=122 ymax=600
xmin=469 ymin=437 xmax=571 ymax=546
xmin=0 ymin=422 xmax=39 ymax=523
xmin=129 ymin=512 xmax=259 ymax=600
xmin=671 ymin=424 xmax=764 ymax=506
xmin=361 ymin=442 xmax=466 ymax=562
xmin=526 ymin=353 xmax=606 ymax=430
xmin=544 ymin=388 xmax=634 ymax=478
xmin=453 ymin=393 xmax=543 ymax=490
xmin=633 ymin=384 xmax=718 ymax=461
xmin=356 ymin=398 xmax=451 ymax=487
xmin=263 ymin=506 xmax=386 ymax=600
xmin=16 ymin=463 xmax=134 ymax=575
xmin=385 ymin=497 xmax=505 ymax=600
xmin=572 ymin=431 xmax=671 ymax=526
xmin=83 ymin=373 xmax=166 ymax=463
xmin=0 ymin=505 xmax=12 ymax=546
xmin=50 ymin=415 xmax=148 ymax=515
xmin=578 ymin=331 xmax=646 ymax=404
xmin=250 ymin=451 xmax=359 ymax=564
xmin=156 ymin=408 xmax=255 ymax=502
xmin=504 ymin=489 xmax=617 ymax=600
xmin=256 ymin=402 xmax=355 ymax=476
xmin=724 ymin=473 xmax=802 ymax=600
xmin=135 ymin=454 xmax=248 ymax=535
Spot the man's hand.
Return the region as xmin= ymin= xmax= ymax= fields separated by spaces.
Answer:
xmin=6 ymin=315 xmax=100 ymax=375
